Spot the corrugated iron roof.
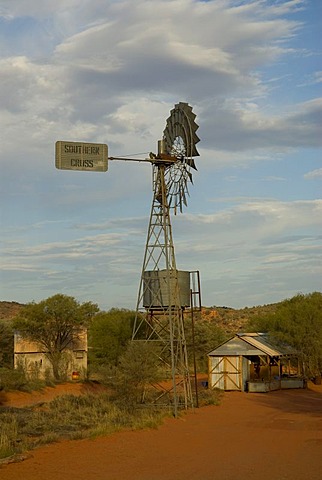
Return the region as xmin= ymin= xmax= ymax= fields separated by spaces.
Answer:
xmin=238 ymin=334 xmax=282 ymax=356
xmin=208 ymin=332 xmax=295 ymax=357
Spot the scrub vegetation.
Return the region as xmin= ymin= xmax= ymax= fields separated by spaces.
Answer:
xmin=0 ymin=392 xmax=169 ymax=460
xmin=247 ymin=292 xmax=322 ymax=378
xmin=0 ymin=378 xmax=221 ymax=460
xmin=0 ymin=292 xmax=321 ymax=460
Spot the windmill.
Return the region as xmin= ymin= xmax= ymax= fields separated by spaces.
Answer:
xmin=131 ymin=102 xmax=201 ymax=416
xmin=55 ymin=101 xmax=201 ymax=416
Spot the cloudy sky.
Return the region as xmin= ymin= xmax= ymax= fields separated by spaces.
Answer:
xmin=0 ymin=0 xmax=321 ymax=311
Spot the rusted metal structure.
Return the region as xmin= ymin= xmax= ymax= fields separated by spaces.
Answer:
xmin=132 ymin=103 xmax=201 ymax=416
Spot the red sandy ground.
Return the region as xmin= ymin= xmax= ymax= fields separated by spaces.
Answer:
xmin=1 ymin=382 xmax=322 ymax=480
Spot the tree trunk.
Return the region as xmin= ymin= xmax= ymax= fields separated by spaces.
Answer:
xmin=46 ymin=352 xmax=63 ymax=381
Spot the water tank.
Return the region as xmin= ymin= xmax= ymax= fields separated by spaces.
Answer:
xmin=143 ymin=270 xmax=191 ymax=308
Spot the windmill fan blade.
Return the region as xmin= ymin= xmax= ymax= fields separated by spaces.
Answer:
xmin=187 ymin=170 xmax=193 ymax=183
xmin=161 ymin=102 xmax=200 ymax=212
xmin=193 ymin=132 xmax=200 ymax=143
xmin=163 ymin=102 xmax=200 ymax=159
xmin=181 ymin=188 xmax=187 ymax=207
xmin=177 ymin=102 xmax=193 ymax=117
xmin=186 ymin=143 xmax=198 ymax=159
xmin=185 ymin=158 xmax=197 ymax=170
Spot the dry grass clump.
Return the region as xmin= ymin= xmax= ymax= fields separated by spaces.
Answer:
xmin=0 ymin=392 xmax=168 ymax=460
xmin=0 ymin=382 xmax=222 ymax=461
xmin=197 ymin=387 xmax=222 ymax=407
xmin=0 ymin=414 xmax=18 ymax=459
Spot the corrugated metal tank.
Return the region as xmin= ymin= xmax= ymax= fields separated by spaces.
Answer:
xmin=143 ymin=270 xmax=190 ymax=308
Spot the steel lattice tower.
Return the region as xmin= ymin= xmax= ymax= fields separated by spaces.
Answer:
xmin=132 ymin=163 xmax=194 ymax=416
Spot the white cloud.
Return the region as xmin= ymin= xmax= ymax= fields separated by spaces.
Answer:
xmin=0 ymin=0 xmax=317 ymax=169
xmin=304 ymin=168 xmax=322 ymax=180
xmin=201 ymin=97 xmax=322 ymax=151
xmin=178 ymin=199 xmax=322 ymax=245
xmin=0 ymin=0 xmax=321 ymax=309
xmin=298 ymin=71 xmax=322 ymax=87
xmin=2 ymin=197 xmax=320 ymax=308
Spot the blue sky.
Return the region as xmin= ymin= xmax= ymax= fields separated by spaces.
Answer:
xmin=0 ymin=0 xmax=321 ymax=310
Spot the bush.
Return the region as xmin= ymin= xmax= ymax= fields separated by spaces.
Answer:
xmin=114 ymin=342 xmax=164 ymax=406
xmin=0 ymin=366 xmax=53 ymax=393
xmin=0 ymin=367 xmax=27 ymax=391
xmin=247 ymin=292 xmax=322 ymax=377
xmin=88 ymin=308 xmax=134 ymax=368
xmin=0 ymin=320 xmax=14 ymax=369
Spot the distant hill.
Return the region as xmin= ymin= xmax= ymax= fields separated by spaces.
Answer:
xmin=0 ymin=301 xmax=25 ymax=321
xmin=200 ymin=303 xmax=279 ymax=334
xmin=0 ymin=299 xmax=278 ymax=334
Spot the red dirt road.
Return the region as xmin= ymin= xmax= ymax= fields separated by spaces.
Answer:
xmin=1 ymin=383 xmax=322 ymax=480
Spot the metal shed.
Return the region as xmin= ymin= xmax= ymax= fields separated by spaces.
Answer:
xmin=208 ymin=333 xmax=304 ymax=392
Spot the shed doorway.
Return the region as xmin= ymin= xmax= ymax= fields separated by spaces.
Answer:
xmin=209 ymin=355 xmax=242 ymax=391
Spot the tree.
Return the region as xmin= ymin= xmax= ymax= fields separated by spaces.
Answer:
xmin=0 ymin=320 xmax=14 ymax=368
xmin=115 ymin=341 xmax=162 ymax=404
xmin=247 ymin=292 xmax=322 ymax=377
xmin=88 ymin=308 xmax=135 ymax=367
xmin=13 ymin=294 xmax=99 ymax=380
xmin=184 ymin=315 xmax=228 ymax=372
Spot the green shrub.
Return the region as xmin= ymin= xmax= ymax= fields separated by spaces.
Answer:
xmin=0 ymin=367 xmax=27 ymax=391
